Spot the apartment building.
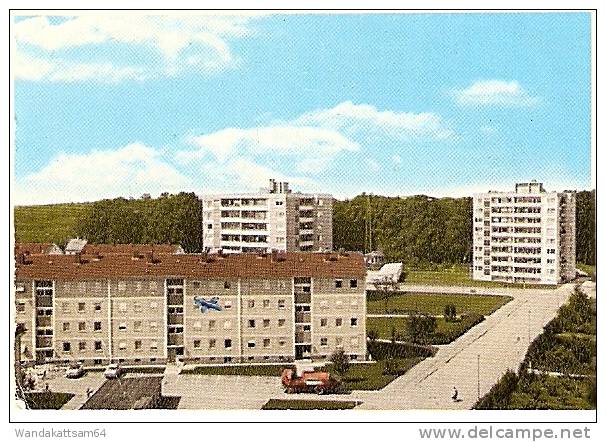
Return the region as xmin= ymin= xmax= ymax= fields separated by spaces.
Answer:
xmin=15 ymin=251 xmax=366 ymax=366
xmin=472 ymin=181 xmax=576 ymax=285
xmin=201 ymin=179 xmax=333 ymax=254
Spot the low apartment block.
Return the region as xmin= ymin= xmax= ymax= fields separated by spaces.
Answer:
xmin=15 ymin=250 xmax=366 ymax=366
xmin=472 ymin=181 xmax=576 ymax=285
xmin=201 ymin=179 xmax=333 ymax=254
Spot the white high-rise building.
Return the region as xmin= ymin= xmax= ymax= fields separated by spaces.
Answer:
xmin=201 ymin=179 xmax=333 ymax=254
xmin=472 ymin=181 xmax=576 ymax=285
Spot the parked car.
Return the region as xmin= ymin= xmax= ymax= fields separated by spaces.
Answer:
xmin=103 ymin=364 xmax=123 ymax=379
xmin=65 ymin=363 xmax=85 ymax=379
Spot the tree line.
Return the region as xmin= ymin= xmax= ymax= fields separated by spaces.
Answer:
xmin=74 ymin=190 xmax=595 ymax=265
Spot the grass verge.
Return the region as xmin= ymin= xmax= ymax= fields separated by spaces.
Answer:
xmin=262 ymin=399 xmax=359 ymax=410
xmin=23 ymin=392 xmax=74 ymax=409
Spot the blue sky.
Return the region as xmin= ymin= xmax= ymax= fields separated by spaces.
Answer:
xmin=12 ymin=12 xmax=592 ymax=204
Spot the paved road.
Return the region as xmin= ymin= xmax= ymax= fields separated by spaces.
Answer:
xmin=43 ymin=372 xmax=106 ymax=410
xmin=355 ymin=283 xmax=575 ymax=409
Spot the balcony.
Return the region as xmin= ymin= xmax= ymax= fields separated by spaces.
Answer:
xmin=167 ymin=294 xmax=183 ymax=306
xmin=167 ymin=313 xmax=183 ymax=325
xmin=36 ymin=296 xmax=53 ymax=308
xmin=167 ymin=334 xmax=184 ymax=346
xmin=36 ymin=316 xmax=52 ymax=327
xmin=294 ymin=292 xmax=311 ymax=304
xmin=295 ymin=331 xmax=311 ymax=344
xmin=295 ymin=312 xmax=311 ymax=323
xmin=36 ymin=336 xmax=53 ymax=349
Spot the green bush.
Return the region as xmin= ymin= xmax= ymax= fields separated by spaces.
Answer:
xmin=368 ymin=340 xmax=436 ymax=361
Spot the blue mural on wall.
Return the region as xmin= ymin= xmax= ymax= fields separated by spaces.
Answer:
xmin=193 ymin=296 xmax=222 ymax=313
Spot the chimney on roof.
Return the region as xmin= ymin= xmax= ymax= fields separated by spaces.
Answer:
xmin=145 ymin=251 xmax=158 ymax=264
xmin=16 ymin=252 xmax=25 ymax=265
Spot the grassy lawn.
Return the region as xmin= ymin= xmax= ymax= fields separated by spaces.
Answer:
xmin=334 ymin=358 xmax=423 ymax=390
xmin=262 ymin=399 xmax=359 ymax=410
xmin=404 ymin=264 xmax=559 ymax=289
xmin=576 ymin=263 xmax=595 ymax=278
xmin=181 ymin=364 xmax=288 ymax=376
xmin=14 ymin=203 xmax=90 ymax=245
xmin=367 ymin=316 xmax=480 ymax=344
xmin=23 ymin=392 xmax=74 ymax=409
xmin=367 ymin=292 xmax=512 ymax=316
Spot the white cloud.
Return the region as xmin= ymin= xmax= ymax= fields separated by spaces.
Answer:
xmin=453 ymin=80 xmax=540 ymax=107
xmin=13 ymin=51 xmax=147 ymax=82
xmin=178 ymin=101 xmax=454 ymax=183
xmin=14 ymin=143 xmax=192 ymax=205
xmin=13 ymin=14 xmax=262 ymax=81
xmin=294 ymin=101 xmax=455 ymax=140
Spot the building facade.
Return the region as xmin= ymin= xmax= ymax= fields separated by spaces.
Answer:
xmin=15 ymin=251 xmax=366 ymax=366
xmin=201 ymin=179 xmax=333 ymax=254
xmin=472 ymin=181 xmax=576 ymax=285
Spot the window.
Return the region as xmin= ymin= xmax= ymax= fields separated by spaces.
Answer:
xmin=275 ymin=201 xmax=284 ymax=206
xmin=63 ymin=322 xmax=70 ymax=332
xmin=336 ymin=300 xmax=343 ymax=309
xmin=248 ymin=340 xmax=256 ymax=348
xmin=223 ymin=320 xmax=232 ymax=330
xmin=61 ymin=302 xmax=69 ymax=313
xmin=320 ymin=318 xmax=328 ymax=327
xmin=335 ymin=337 xmax=343 ymax=347
xmin=335 ymin=279 xmax=343 ymax=288
xmin=207 ymin=223 xmax=213 ymax=230
xmin=263 ymin=299 xmax=270 ymax=308
xmin=149 ymin=321 xmax=158 ymax=330
xmin=350 ymin=318 xmax=358 ymax=327
xmin=119 ymin=341 xmax=127 ymax=350
xmin=134 ymin=321 xmax=142 ymax=332
xmin=94 ymin=303 xmax=101 ymax=312
xmin=248 ymin=319 xmax=256 ymax=328
xmin=263 ymin=319 xmax=270 ymax=328
xmin=135 ymin=340 xmax=142 ymax=350
xmin=94 ymin=321 xmax=102 ymax=331
xmin=193 ymin=321 xmax=202 ymax=331
xmin=224 ymin=300 xmax=232 ymax=310
xmin=224 ymin=281 xmax=231 ymax=289
xmin=17 ymin=302 xmax=26 ymax=313
xmin=193 ymin=281 xmax=201 ymax=288
xmin=248 ymin=300 xmax=255 ymax=308
xmin=208 ymin=320 xmax=216 ymax=331
xmin=350 ymin=279 xmax=358 ymax=288
xmin=278 ymin=299 xmax=286 ymax=309
xmin=63 ymin=342 xmax=71 ymax=352
xmin=209 ymin=339 xmax=216 ymax=349
xmin=320 ymin=338 xmax=328 ymax=347
xmin=95 ymin=341 xmax=102 ymax=351
xmin=79 ymin=342 xmax=86 ymax=351
xmin=134 ymin=302 xmax=142 ymax=312
xmin=263 ymin=338 xmax=270 ymax=348
xmin=78 ymin=302 xmax=85 ymax=312
xmin=119 ymin=303 xmax=127 ymax=313
xmin=150 ymin=301 xmax=158 ymax=309
xmin=224 ymin=339 xmax=232 ymax=349
xmin=193 ymin=340 xmax=201 ymax=349
xmin=335 ymin=318 xmax=343 ymax=327
xmin=78 ymin=322 xmax=86 ymax=332
xmin=150 ymin=341 xmax=158 ymax=350
xmin=278 ymin=319 xmax=286 ymax=327
xmin=119 ymin=322 xmax=127 ymax=331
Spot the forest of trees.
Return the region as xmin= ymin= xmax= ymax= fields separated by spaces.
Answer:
xmin=76 ymin=192 xmax=203 ymax=253
xmin=74 ymin=190 xmax=595 ymax=266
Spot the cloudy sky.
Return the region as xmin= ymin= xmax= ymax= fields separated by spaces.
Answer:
xmin=12 ymin=12 xmax=592 ymax=205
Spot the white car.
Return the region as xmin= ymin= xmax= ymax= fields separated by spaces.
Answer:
xmin=103 ymin=364 xmax=123 ymax=379
xmin=65 ymin=364 xmax=85 ymax=379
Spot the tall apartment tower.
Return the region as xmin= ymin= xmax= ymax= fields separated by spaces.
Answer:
xmin=472 ymin=181 xmax=576 ymax=285
xmin=201 ymin=179 xmax=333 ymax=254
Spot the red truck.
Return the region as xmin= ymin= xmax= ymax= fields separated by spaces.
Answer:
xmin=281 ymin=368 xmax=340 ymax=394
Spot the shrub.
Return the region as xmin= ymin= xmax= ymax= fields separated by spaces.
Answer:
xmin=444 ymin=304 xmax=457 ymax=322
xmin=406 ymin=313 xmax=437 ymax=344
xmin=329 ymin=348 xmax=350 ymax=375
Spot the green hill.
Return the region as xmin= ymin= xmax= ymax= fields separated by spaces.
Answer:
xmin=14 ymin=203 xmax=91 ymax=246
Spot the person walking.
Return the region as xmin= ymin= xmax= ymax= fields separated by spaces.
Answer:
xmin=451 ymin=386 xmax=459 ymax=402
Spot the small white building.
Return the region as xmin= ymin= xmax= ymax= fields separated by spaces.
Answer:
xmin=64 ymin=238 xmax=88 ymax=255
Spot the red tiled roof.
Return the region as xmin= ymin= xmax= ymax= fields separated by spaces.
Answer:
xmin=14 ymin=243 xmax=56 ymax=255
xmin=15 ymin=252 xmax=366 ymax=280
xmin=81 ymin=243 xmax=182 ymax=255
